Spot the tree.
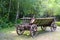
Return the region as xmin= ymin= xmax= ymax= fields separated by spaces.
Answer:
xmin=15 ymin=0 xmax=20 ymax=24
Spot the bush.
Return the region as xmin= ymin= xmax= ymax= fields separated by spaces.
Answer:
xmin=0 ymin=21 xmax=15 ymax=28
xmin=55 ymin=15 xmax=60 ymax=21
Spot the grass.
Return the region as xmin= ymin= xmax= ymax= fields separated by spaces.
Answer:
xmin=0 ymin=27 xmax=15 ymax=34
xmin=56 ymin=22 xmax=60 ymax=26
xmin=0 ymin=27 xmax=29 ymax=36
xmin=0 ymin=27 xmax=34 ymax=40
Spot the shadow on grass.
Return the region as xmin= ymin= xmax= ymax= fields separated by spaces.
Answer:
xmin=34 ymin=27 xmax=55 ymax=37
xmin=17 ymin=30 xmax=52 ymax=38
xmin=35 ymin=30 xmax=49 ymax=37
xmin=17 ymin=27 xmax=54 ymax=38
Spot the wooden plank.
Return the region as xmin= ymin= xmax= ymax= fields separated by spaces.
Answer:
xmin=33 ymin=19 xmax=54 ymax=26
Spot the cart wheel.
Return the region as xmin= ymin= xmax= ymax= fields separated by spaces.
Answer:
xmin=30 ymin=24 xmax=37 ymax=37
xmin=51 ymin=22 xmax=57 ymax=32
xmin=51 ymin=27 xmax=56 ymax=32
xmin=51 ymin=24 xmax=57 ymax=32
xmin=41 ymin=26 xmax=46 ymax=31
xmin=16 ymin=26 xmax=24 ymax=35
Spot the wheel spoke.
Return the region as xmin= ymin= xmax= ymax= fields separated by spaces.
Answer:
xmin=16 ymin=27 xmax=24 ymax=35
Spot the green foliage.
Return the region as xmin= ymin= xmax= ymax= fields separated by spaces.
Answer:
xmin=0 ymin=0 xmax=60 ymax=28
xmin=55 ymin=15 xmax=60 ymax=21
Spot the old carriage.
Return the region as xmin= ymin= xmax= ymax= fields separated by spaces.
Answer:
xmin=16 ymin=17 xmax=57 ymax=37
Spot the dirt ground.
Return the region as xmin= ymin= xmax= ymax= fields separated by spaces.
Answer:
xmin=0 ymin=27 xmax=60 ymax=40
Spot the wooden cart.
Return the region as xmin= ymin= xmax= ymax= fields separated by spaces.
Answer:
xmin=33 ymin=17 xmax=57 ymax=31
xmin=16 ymin=17 xmax=57 ymax=37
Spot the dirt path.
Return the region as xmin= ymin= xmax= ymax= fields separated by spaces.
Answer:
xmin=0 ymin=27 xmax=60 ymax=40
xmin=34 ymin=27 xmax=60 ymax=40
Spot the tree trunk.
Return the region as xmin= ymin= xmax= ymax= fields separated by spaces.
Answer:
xmin=15 ymin=0 xmax=20 ymax=24
xmin=8 ymin=0 xmax=11 ymax=21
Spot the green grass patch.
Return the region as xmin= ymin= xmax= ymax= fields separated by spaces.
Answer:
xmin=56 ymin=22 xmax=60 ymax=26
xmin=0 ymin=27 xmax=15 ymax=34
